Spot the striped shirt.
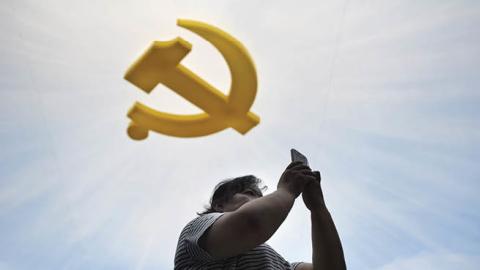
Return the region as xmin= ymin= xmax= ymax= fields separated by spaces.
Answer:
xmin=174 ymin=212 xmax=303 ymax=270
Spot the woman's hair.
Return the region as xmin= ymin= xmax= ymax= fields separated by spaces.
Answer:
xmin=197 ymin=175 xmax=267 ymax=216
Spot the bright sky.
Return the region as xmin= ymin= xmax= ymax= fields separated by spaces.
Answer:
xmin=1 ymin=0 xmax=480 ymax=269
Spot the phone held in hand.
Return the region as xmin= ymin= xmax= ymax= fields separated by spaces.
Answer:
xmin=290 ymin=148 xmax=309 ymax=166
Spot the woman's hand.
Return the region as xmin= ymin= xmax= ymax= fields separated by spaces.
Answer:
xmin=277 ymin=161 xmax=316 ymax=199
xmin=302 ymin=171 xmax=326 ymax=211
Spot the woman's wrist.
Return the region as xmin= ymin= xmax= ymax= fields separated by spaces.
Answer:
xmin=276 ymin=187 xmax=298 ymax=202
xmin=310 ymin=203 xmax=329 ymax=216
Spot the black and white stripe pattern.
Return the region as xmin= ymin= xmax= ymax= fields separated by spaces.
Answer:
xmin=174 ymin=213 xmax=303 ymax=269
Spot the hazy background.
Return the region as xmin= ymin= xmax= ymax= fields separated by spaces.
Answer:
xmin=1 ymin=0 xmax=479 ymax=269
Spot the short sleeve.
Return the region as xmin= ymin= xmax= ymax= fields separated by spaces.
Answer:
xmin=290 ymin=262 xmax=304 ymax=269
xmin=182 ymin=212 xmax=225 ymax=262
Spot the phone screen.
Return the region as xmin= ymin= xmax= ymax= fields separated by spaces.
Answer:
xmin=291 ymin=148 xmax=309 ymax=166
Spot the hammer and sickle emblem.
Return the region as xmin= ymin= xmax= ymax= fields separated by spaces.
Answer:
xmin=124 ymin=19 xmax=260 ymax=140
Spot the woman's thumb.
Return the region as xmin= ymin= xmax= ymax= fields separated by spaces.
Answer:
xmin=313 ymin=171 xmax=321 ymax=182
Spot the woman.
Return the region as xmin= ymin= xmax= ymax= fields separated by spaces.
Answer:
xmin=174 ymin=161 xmax=346 ymax=270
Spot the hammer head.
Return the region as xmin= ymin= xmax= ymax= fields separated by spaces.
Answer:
xmin=124 ymin=37 xmax=192 ymax=93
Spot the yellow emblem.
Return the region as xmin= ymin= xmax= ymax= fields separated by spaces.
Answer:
xmin=124 ymin=19 xmax=260 ymax=140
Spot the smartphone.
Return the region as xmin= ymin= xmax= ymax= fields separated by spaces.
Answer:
xmin=290 ymin=148 xmax=309 ymax=166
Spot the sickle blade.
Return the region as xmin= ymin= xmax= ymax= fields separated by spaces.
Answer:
xmin=128 ymin=102 xmax=227 ymax=139
xmin=177 ymin=19 xmax=259 ymax=116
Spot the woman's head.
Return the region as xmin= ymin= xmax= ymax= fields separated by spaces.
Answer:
xmin=197 ymin=175 xmax=267 ymax=215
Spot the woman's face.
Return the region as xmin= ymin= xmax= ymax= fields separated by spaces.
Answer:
xmin=219 ymin=188 xmax=261 ymax=212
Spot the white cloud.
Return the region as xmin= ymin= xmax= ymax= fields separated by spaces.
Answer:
xmin=1 ymin=0 xmax=479 ymax=269
xmin=379 ymin=252 xmax=480 ymax=270
xmin=0 ymin=262 xmax=12 ymax=270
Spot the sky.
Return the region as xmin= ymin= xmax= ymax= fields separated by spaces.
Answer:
xmin=1 ymin=0 xmax=479 ymax=269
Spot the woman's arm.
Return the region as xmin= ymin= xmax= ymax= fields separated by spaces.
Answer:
xmin=302 ymin=171 xmax=346 ymax=270
xmin=310 ymin=206 xmax=346 ymax=270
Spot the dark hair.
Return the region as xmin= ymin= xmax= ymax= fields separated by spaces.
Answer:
xmin=197 ymin=175 xmax=267 ymax=216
